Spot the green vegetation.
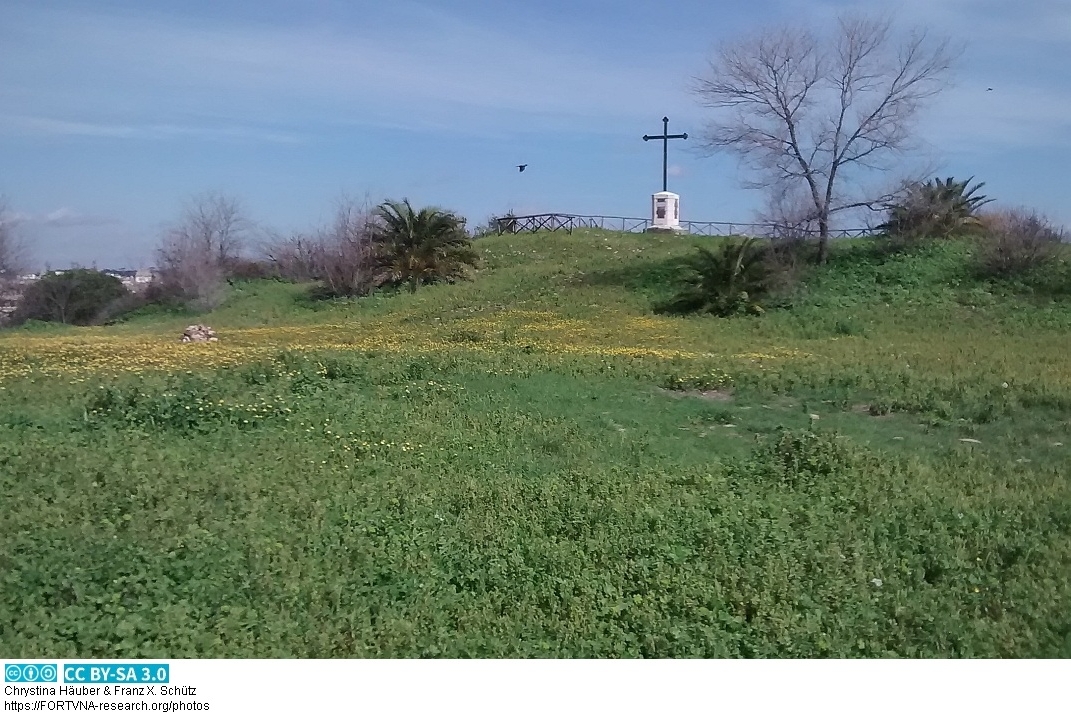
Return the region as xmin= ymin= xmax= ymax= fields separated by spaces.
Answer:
xmin=373 ymin=199 xmax=479 ymax=295
xmin=10 ymin=269 xmax=128 ymax=326
xmin=2 ymin=229 xmax=1069 ymax=657
xmin=656 ymin=238 xmax=772 ymax=316
xmin=881 ymin=176 xmax=993 ymax=246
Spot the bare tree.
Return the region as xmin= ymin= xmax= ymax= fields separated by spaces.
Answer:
xmin=312 ymin=197 xmax=381 ymax=298
xmin=693 ymin=14 xmax=956 ymax=262
xmin=755 ymin=184 xmax=822 ymax=241
xmin=261 ymin=229 xmax=321 ymax=282
xmin=262 ymin=196 xmax=382 ymax=296
xmin=0 ymin=198 xmax=29 ymax=277
xmin=156 ymin=192 xmax=249 ymax=309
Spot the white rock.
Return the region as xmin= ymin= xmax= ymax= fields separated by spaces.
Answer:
xmin=179 ymin=324 xmax=218 ymax=343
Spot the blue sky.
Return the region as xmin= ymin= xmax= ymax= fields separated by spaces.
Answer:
xmin=1 ymin=0 xmax=1068 ymax=268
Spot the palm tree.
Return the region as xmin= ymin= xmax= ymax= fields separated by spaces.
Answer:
xmin=657 ymin=238 xmax=772 ymax=316
xmin=881 ymin=177 xmax=993 ymax=243
xmin=373 ymin=199 xmax=479 ymax=293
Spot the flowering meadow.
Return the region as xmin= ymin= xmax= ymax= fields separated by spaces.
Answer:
xmin=2 ymin=231 xmax=1069 ymax=657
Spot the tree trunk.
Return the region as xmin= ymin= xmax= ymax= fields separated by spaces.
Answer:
xmin=817 ymin=216 xmax=830 ymax=264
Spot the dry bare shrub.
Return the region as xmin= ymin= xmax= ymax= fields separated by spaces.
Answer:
xmin=753 ymin=193 xmax=818 ymax=296
xmin=973 ymin=208 xmax=1065 ymax=278
xmin=262 ymin=231 xmax=321 ymax=282
xmin=310 ymin=199 xmax=382 ymax=299
xmin=156 ymin=193 xmax=249 ymax=310
xmin=226 ymin=258 xmax=279 ymax=281
xmin=261 ymin=199 xmax=383 ymax=298
xmin=0 ymin=198 xmax=29 ymax=278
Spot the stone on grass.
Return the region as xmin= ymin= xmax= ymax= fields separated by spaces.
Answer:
xmin=180 ymin=324 xmax=218 ymax=343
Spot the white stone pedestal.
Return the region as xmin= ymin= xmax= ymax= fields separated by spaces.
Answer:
xmin=646 ymin=191 xmax=684 ymax=233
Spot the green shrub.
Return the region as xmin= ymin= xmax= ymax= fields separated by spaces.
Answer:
xmin=745 ymin=429 xmax=856 ymax=489
xmin=11 ymin=269 xmax=128 ymax=326
xmin=655 ymin=238 xmax=775 ymax=317
xmin=880 ymin=177 xmax=992 ymax=246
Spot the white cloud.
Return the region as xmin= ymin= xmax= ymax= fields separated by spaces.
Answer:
xmin=0 ymin=115 xmax=304 ymax=143
xmin=41 ymin=207 xmax=119 ymax=228
xmin=4 ymin=206 xmax=122 ymax=228
xmin=0 ymin=4 xmax=695 ymax=139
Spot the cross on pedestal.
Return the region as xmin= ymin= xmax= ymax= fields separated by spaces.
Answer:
xmin=642 ymin=116 xmax=687 ymax=192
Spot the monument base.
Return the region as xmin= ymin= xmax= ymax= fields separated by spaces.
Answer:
xmin=645 ymin=226 xmax=686 ymax=234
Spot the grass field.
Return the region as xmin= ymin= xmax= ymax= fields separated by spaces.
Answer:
xmin=2 ymin=230 xmax=1070 ymax=657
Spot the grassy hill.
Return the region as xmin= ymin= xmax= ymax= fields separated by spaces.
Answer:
xmin=2 ymin=229 xmax=1070 ymax=657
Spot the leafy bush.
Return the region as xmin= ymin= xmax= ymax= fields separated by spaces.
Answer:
xmin=10 ymin=269 xmax=128 ymax=326
xmin=881 ymin=177 xmax=993 ymax=246
xmin=745 ymin=429 xmax=856 ymax=489
xmin=656 ymin=238 xmax=776 ymax=316
xmin=973 ymin=208 xmax=1065 ymax=278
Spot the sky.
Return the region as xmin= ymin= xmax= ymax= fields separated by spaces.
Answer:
xmin=1 ymin=0 xmax=1068 ymax=269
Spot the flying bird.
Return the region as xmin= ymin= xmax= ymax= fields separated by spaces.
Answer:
xmin=517 ymin=164 xmax=527 ymax=172
xmin=987 ymin=87 xmax=993 ymax=91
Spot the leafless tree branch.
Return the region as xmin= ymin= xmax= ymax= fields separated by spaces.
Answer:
xmin=0 ymin=198 xmax=30 ymax=277
xmin=156 ymin=192 xmax=250 ymax=310
xmin=692 ymin=13 xmax=957 ymax=261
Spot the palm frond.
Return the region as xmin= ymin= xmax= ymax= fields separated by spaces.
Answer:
xmin=657 ymin=239 xmax=772 ymax=316
xmin=372 ymin=199 xmax=479 ymax=293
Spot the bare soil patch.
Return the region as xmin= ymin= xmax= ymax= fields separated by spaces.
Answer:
xmin=851 ymin=403 xmax=893 ymax=418
xmin=658 ymin=388 xmax=734 ymax=402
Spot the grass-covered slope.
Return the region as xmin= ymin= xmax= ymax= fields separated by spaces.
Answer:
xmin=2 ymin=230 xmax=1069 ymax=657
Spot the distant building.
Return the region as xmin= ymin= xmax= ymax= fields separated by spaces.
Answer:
xmin=98 ymin=267 xmax=157 ymax=291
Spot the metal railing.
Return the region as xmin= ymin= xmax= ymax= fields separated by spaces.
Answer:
xmin=493 ymin=213 xmax=872 ymax=239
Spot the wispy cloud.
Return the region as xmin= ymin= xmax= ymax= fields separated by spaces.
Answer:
xmin=779 ymin=0 xmax=1071 ymax=45
xmin=5 ymin=206 xmax=122 ymax=228
xmin=1 ymin=3 xmax=693 ymax=140
xmin=41 ymin=208 xmax=121 ymax=228
xmin=0 ymin=114 xmax=304 ymax=143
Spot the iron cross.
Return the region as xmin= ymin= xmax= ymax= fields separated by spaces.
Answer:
xmin=643 ymin=116 xmax=687 ymax=192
